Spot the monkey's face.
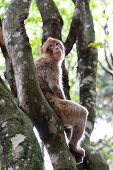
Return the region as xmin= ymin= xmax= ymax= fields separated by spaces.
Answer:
xmin=41 ymin=37 xmax=65 ymax=62
xmin=48 ymin=41 xmax=63 ymax=61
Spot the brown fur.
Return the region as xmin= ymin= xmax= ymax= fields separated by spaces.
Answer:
xmin=35 ymin=37 xmax=88 ymax=164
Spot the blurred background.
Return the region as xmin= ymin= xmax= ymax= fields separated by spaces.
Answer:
xmin=0 ymin=0 xmax=113 ymax=169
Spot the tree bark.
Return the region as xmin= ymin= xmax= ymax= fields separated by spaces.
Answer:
xmin=0 ymin=77 xmax=43 ymax=169
xmin=0 ymin=19 xmax=17 ymax=98
xmin=2 ymin=0 xmax=77 ymax=169
xmin=76 ymin=0 xmax=96 ymax=137
xmin=77 ymin=144 xmax=109 ymax=170
xmin=35 ymin=0 xmax=71 ymax=99
xmin=1 ymin=0 xmax=109 ymax=169
xmin=76 ymin=0 xmax=109 ymax=169
xmin=35 ymin=0 xmax=63 ymax=43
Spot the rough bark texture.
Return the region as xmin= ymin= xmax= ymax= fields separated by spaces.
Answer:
xmin=76 ymin=0 xmax=109 ymax=170
xmin=1 ymin=0 xmax=109 ymax=169
xmin=64 ymin=0 xmax=81 ymax=56
xmin=35 ymin=0 xmax=71 ymax=99
xmin=77 ymin=0 xmax=96 ymax=136
xmin=2 ymin=0 xmax=76 ymax=169
xmin=35 ymin=0 xmax=63 ymax=43
xmin=0 ymin=77 xmax=43 ymax=170
xmin=76 ymin=0 xmax=97 ymax=142
xmin=77 ymin=143 xmax=109 ymax=170
xmin=35 ymin=0 xmax=84 ymax=100
xmin=0 ymin=19 xmax=17 ymax=97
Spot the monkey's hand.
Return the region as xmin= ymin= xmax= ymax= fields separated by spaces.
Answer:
xmin=49 ymin=84 xmax=65 ymax=99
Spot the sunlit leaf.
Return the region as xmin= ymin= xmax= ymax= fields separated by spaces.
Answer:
xmin=88 ymin=42 xmax=104 ymax=48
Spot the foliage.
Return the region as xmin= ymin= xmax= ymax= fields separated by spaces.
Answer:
xmin=91 ymin=136 xmax=113 ymax=170
xmin=0 ymin=54 xmax=5 ymax=79
xmin=0 ymin=0 xmax=113 ymax=169
xmin=88 ymin=41 xmax=103 ymax=48
xmin=54 ymin=0 xmax=74 ymax=41
xmin=90 ymin=1 xmax=113 ymax=169
xmin=25 ymin=0 xmax=42 ymax=60
xmin=0 ymin=0 xmax=8 ymax=77
xmin=0 ymin=0 xmax=9 ymax=18
xmin=65 ymin=46 xmax=79 ymax=102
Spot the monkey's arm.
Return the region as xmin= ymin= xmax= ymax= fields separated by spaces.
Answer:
xmin=49 ymin=83 xmax=66 ymax=99
xmin=41 ymin=62 xmax=65 ymax=99
xmin=35 ymin=60 xmax=66 ymax=99
xmin=47 ymin=69 xmax=65 ymax=99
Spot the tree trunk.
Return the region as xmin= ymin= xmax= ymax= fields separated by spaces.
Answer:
xmin=76 ymin=0 xmax=109 ymax=170
xmin=1 ymin=0 xmax=109 ymax=169
xmin=2 ymin=0 xmax=77 ymax=169
xmin=0 ymin=77 xmax=43 ymax=169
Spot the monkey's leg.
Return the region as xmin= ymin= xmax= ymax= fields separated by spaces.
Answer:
xmin=69 ymin=125 xmax=85 ymax=164
xmin=48 ymin=98 xmax=88 ymax=163
xmin=69 ymin=108 xmax=88 ymax=164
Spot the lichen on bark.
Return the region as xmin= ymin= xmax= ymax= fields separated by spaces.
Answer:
xmin=0 ymin=77 xmax=43 ymax=169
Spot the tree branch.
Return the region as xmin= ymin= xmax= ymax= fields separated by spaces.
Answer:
xmin=35 ymin=0 xmax=63 ymax=43
xmin=35 ymin=0 xmax=71 ymax=99
xmin=77 ymin=143 xmax=109 ymax=170
xmin=0 ymin=77 xmax=43 ymax=169
xmin=2 ymin=0 xmax=76 ymax=169
xmin=76 ymin=1 xmax=108 ymax=169
xmin=0 ymin=19 xmax=8 ymax=58
xmin=64 ymin=0 xmax=82 ymax=56
xmin=99 ymin=60 xmax=113 ymax=76
xmin=0 ymin=19 xmax=17 ymax=97
xmin=103 ymin=14 xmax=113 ymax=70
xmin=104 ymin=46 xmax=113 ymax=70
xmin=77 ymin=0 xmax=96 ymax=132
xmin=72 ymin=0 xmax=76 ymax=4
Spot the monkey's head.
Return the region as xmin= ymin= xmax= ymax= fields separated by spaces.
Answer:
xmin=41 ymin=37 xmax=65 ymax=62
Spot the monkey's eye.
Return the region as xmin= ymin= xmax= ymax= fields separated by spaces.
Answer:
xmin=49 ymin=44 xmax=53 ymax=48
xmin=56 ymin=43 xmax=62 ymax=49
xmin=56 ymin=43 xmax=59 ymax=46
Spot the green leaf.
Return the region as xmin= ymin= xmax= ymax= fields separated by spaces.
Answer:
xmin=88 ymin=42 xmax=104 ymax=48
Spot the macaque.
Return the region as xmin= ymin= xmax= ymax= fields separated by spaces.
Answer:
xmin=35 ymin=37 xmax=88 ymax=164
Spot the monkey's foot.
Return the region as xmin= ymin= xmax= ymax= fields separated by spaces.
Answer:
xmin=69 ymin=144 xmax=85 ymax=164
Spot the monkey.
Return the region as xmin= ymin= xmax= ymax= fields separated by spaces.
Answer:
xmin=35 ymin=37 xmax=88 ymax=164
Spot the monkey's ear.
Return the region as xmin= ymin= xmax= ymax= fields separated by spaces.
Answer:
xmin=47 ymin=37 xmax=53 ymax=41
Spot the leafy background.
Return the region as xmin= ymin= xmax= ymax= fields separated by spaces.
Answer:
xmin=0 ymin=0 xmax=113 ymax=169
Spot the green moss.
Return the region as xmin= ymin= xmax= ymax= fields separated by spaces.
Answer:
xmin=0 ymin=78 xmax=10 ymax=94
xmin=31 ymin=142 xmax=43 ymax=170
xmin=19 ymin=139 xmax=43 ymax=170
xmin=6 ymin=138 xmax=13 ymax=155
xmin=0 ymin=84 xmax=13 ymax=104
